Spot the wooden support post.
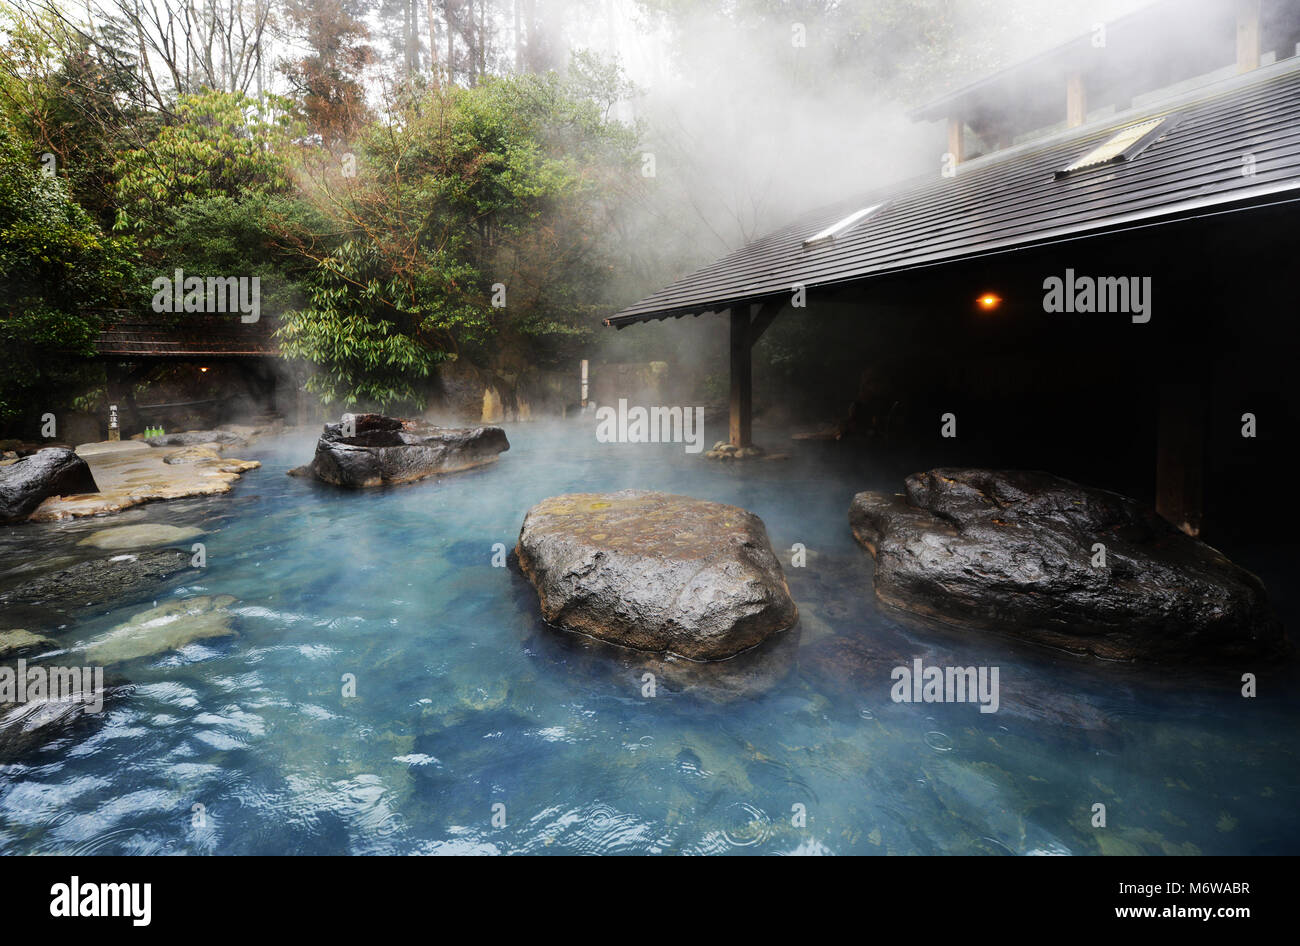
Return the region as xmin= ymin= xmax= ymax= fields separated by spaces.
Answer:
xmin=1237 ymin=0 xmax=1261 ymax=73
xmin=726 ymin=301 xmax=782 ymax=449
xmin=1156 ymin=382 xmax=1208 ymax=537
xmin=729 ymin=304 xmax=752 ymax=448
xmin=946 ymin=116 xmax=964 ymax=165
xmin=749 ymin=301 xmax=780 ymax=344
xmin=1066 ymin=70 xmax=1087 ymax=128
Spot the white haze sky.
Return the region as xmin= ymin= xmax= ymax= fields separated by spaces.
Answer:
xmin=51 ymin=0 xmax=1168 ymax=254
xmin=607 ymin=0 xmax=1158 ymax=254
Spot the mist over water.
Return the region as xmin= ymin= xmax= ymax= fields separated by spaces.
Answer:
xmin=2 ymin=0 xmax=1294 ymax=863
xmin=2 ymin=421 xmax=1295 ymax=855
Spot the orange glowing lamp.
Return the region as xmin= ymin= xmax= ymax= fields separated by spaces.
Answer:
xmin=199 ymin=366 xmax=209 ymax=373
xmin=976 ymin=293 xmax=1002 ymax=312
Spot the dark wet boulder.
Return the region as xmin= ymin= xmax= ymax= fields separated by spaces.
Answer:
xmin=0 ymin=670 xmax=128 ymax=761
xmin=849 ymin=469 xmax=1282 ymax=661
xmin=289 ymin=413 xmax=509 ymax=488
xmin=516 ymin=490 xmax=797 ymax=660
xmin=0 ymin=548 xmax=196 ymax=616
xmin=0 ymin=448 xmax=99 ymax=523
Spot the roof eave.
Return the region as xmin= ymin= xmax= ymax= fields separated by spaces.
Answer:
xmin=603 ymin=180 xmax=1300 ymax=329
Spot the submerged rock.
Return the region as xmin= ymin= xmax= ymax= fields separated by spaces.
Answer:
xmin=77 ymin=523 xmax=204 ymax=551
xmin=83 ymin=594 xmax=238 ymax=664
xmin=0 ymin=668 xmax=127 ymax=761
xmin=800 ymin=630 xmax=913 ymax=693
xmin=523 ymin=611 xmax=803 ymax=703
xmin=0 ymin=448 xmax=99 ymax=523
xmin=146 ymin=429 xmax=246 ymax=447
xmin=849 ymin=469 xmax=1281 ymax=661
xmin=516 ymin=490 xmax=797 ymax=660
xmin=0 ymin=629 xmax=56 ymax=659
xmin=647 ymin=626 xmax=802 ymax=700
xmin=163 ymin=446 xmax=224 ymax=465
xmin=0 ymin=548 xmax=196 ymax=613
xmin=289 ymin=413 xmax=509 ymax=488
xmin=801 ymin=631 xmax=1121 ymax=745
xmin=0 ymin=691 xmax=98 ymax=761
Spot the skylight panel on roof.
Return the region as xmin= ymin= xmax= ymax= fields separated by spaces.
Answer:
xmin=803 ymin=204 xmax=881 ymax=246
xmin=1054 ymin=114 xmax=1179 ymax=179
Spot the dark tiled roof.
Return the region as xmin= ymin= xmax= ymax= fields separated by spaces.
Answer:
xmin=607 ymin=60 xmax=1300 ymax=328
xmin=94 ymin=313 xmax=278 ymax=357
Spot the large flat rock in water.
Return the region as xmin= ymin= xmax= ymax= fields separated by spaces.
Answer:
xmin=25 ymin=440 xmax=259 ymax=521
xmin=849 ymin=469 xmax=1282 ymax=661
xmin=290 ymin=413 xmax=508 ymax=488
xmin=516 ymin=490 xmax=797 ymax=660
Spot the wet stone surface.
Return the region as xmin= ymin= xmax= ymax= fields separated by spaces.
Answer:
xmin=850 ymin=468 xmax=1284 ymax=661
xmin=0 ymin=548 xmax=197 ymax=619
xmin=289 ymin=413 xmax=510 ymax=488
xmin=27 ymin=440 xmax=260 ymax=522
xmin=516 ymin=489 xmax=798 ymax=660
xmin=0 ymin=448 xmax=99 ymax=523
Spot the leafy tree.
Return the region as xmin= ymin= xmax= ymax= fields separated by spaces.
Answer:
xmin=277 ymin=63 xmax=640 ymax=410
xmin=0 ymin=7 xmax=147 ymax=230
xmin=0 ymin=125 xmax=134 ymax=432
xmin=112 ymin=90 xmax=301 ymax=237
xmin=146 ymin=192 xmax=309 ymax=320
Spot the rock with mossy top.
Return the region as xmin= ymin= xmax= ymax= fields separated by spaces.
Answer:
xmin=81 ymin=594 xmax=238 ymax=664
xmin=515 ymin=490 xmax=797 ymax=660
xmin=290 ymin=413 xmax=509 ymax=488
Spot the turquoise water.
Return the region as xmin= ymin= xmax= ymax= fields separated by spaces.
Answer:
xmin=1 ymin=420 xmax=1297 ymax=855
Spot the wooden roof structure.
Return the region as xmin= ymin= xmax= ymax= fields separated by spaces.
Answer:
xmin=607 ymin=56 xmax=1300 ymax=329
xmin=604 ymin=2 xmax=1300 ymax=539
xmin=94 ymin=312 xmax=279 ymax=359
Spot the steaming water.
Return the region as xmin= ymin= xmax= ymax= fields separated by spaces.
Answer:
xmin=2 ymin=421 xmax=1297 ymax=855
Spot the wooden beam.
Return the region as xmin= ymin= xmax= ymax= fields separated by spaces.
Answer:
xmin=749 ymin=301 xmax=781 ymax=344
xmin=1236 ymin=0 xmax=1261 ymax=73
xmin=946 ymin=117 xmax=964 ymax=166
xmin=1155 ymin=382 xmax=1208 ymax=537
xmin=1066 ymin=71 xmax=1087 ymax=128
xmin=729 ymin=304 xmax=753 ymax=447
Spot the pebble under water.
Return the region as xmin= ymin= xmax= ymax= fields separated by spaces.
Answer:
xmin=1 ymin=420 xmax=1297 ymax=855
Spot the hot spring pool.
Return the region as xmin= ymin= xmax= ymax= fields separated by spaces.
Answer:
xmin=1 ymin=421 xmax=1297 ymax=854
